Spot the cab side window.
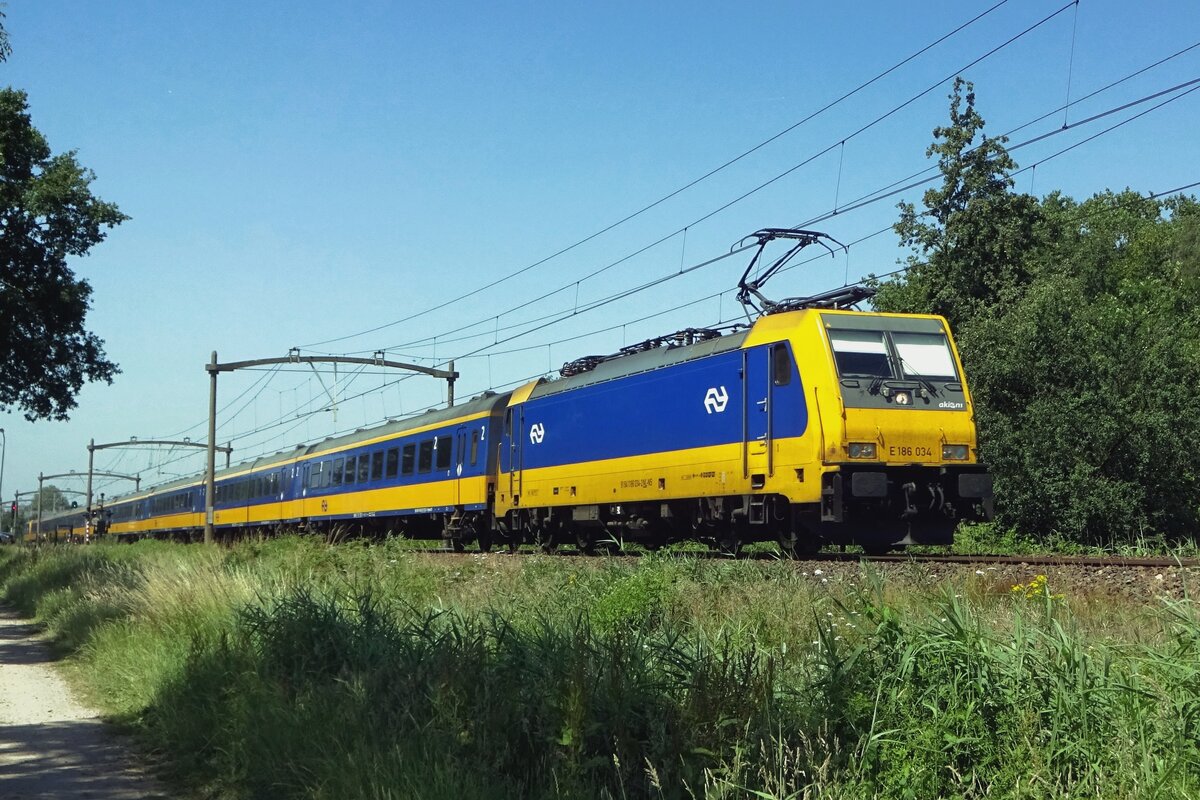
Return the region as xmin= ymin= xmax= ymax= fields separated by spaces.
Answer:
xmin=771 ymin=343 xmax=792 ymax=387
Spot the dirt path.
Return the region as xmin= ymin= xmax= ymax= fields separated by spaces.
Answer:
xmin=0 ymin=607 xmax=168 ymax=799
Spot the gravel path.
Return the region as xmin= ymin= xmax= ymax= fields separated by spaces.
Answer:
xmin=0 ymin=607 xmax=168 ymax=800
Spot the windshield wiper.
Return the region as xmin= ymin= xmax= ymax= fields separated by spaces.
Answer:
xmin=895 ymin=355 xmax=938 ymax=397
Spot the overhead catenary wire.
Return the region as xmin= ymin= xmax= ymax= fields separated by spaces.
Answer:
xmin=344 ymin=74 xmax=1200 ymax=363
xmin=299 ymin=0 xmax=1015 ymax=352
xmin=119 ymin=177 xmax=1199 ymax=497
xmin=324 ymin=0 xmax=1084 ymax=360
xmin=804 ymin=41 xmax=1200 ymax=225
xmin=138 ymin=70 xmax=1200 ymax=480
xmin=446 ymin=91 xmax=1200 ymax=367
xmin=798 ymin=75 xmax=1200 ymax=228
xmin=132 ymin=44 xmax=1200 ymax=480
xmin=139 ymin=64 xmax=1195 ymax=476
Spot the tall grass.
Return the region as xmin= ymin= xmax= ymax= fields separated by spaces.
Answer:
xmin=1 ymin=539 xmax=1197 ymax=798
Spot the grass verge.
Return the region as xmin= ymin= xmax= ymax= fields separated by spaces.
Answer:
xmin=1 ymin=538 xmax=1197 ymax=799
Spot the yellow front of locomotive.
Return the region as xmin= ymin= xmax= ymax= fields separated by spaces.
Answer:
xmin=804 ymin=309 xmax=993 ymax=547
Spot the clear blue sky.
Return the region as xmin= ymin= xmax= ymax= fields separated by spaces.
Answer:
xmin=2 ymin=0 xmax=1197 ymax=507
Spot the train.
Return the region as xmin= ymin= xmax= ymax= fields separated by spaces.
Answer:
xmin=26 ymin=310 xmax=992 ymax=554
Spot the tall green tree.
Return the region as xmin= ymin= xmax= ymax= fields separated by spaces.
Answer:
xmin=0 ymin=87 xmax=127 ymax=420
xmin=876 ymin=78 xmax=1200 ymax=543
xmin=875 ymin=78 xmax=1041 ymax=328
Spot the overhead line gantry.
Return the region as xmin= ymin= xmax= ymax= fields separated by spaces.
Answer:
xmin=203 ymin=350 xmax=459 ymax=544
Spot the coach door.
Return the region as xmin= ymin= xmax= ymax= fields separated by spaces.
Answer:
xmin=454 ymin=425 xmax=468 ymax=504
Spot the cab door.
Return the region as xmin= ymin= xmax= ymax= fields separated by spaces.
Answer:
xmin=742 ymin=347 xmax=770 ymax=485
xmin=506 ymin=406 xmax=523 ymax=504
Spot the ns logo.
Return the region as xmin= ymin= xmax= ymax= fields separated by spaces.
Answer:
xmin=704 ymin=386 xmax=729 ymax=414
xmin=529 ymin=423 xmax=546 ymax=444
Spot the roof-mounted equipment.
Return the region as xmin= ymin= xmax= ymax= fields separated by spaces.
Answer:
xmin=559 ymin=326 xmax=733 ymax=377
xmin=735 ymin=228 xmax=871 ymax=318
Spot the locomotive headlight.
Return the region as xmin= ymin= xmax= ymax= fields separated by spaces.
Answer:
xmin=941 ymin=444 xmax=969 ymax=461
xmin=848 ymin=442 xmax=877 ymax=459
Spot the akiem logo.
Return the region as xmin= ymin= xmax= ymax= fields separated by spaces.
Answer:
xmin=704 ymin=386 xmax=729 ymax=414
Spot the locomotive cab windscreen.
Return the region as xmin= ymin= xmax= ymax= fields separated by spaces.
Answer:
xmin=823 ymin=315 xmax=966 ymax=411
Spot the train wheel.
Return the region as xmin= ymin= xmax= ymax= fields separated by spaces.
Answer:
xmin=476 ymin=518 xmax=493 ymax=553
xmin=534 ymin=520 xmax=558 ymax=554
xmin=713 ymin=517 xmax=744 ymax=556
xmin=777 ymin=529 xmax=819 ymax=559
xmin=574 ymin=528 xmax=596 ymax=555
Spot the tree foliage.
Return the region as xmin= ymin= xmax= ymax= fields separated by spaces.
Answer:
xmin=875 ymin=79 xmax=1200 ymax=543
xmin=0 ymin=87 xmax=127 ymax=420
xmin=875 ymin=78 xmax=1041 ymax=328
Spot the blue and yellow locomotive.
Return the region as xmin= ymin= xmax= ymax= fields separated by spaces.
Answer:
xmin=494 ymin=304 xmax=991 ymax=554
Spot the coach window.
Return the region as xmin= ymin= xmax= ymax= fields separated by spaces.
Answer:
xmin=385 ymin=447 xmax=399 ymax=478
xmin=331 ymin=457 xmax=344 ymax=486
xmin=308 ymin=463 xmax=321 ymax=490
xmin=435 ymin=435 xmax=452 ymax=470
xmin=771 ymin=343 xmax=792 ymax=386
xmin=318 ymin=461 xmax=331 ymax=489
xmin=344 ymin=456 xmax=357 ymax=486
xmin=402 ymin=444 xmax=416 ymax=475
xmin=418 ymin=440 xmax=434 ymax=473
xmin=371 ymin=451 xmax=384 ymax=482
xmin=358 ymin=455 xmax=371 ymax=484
xmin=470 ymin=431 xmax=480 ymax=466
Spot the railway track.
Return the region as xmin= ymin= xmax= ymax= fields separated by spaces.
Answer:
xmin=412 ymin=545 xmax=1200 ymax=569
xmin=804 ymin=551 xmax=1200 ymax=569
